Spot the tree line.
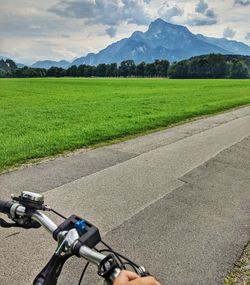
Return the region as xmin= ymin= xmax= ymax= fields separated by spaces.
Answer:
xmin=0 ymin=54 xmax=249 ymax=79
xmin=169 ymin=54 xmax=249 ymax=79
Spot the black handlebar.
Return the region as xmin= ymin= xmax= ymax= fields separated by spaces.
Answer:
xmin=0 ymin=200 xmax=13 ymax=215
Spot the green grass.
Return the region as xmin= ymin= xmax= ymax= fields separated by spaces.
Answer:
xmin=0 ymin=78 xmax=250 ymax=172
xmin=224 ymin=243 xmax=250 ymax=285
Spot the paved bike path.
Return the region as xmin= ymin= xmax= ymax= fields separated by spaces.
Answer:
xmin=0 ymin=106 xmax=250 ymax=285
xmin=62 ymin=136 xmax=250 ymax=285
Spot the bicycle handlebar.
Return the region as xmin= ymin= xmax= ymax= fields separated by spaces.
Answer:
xmin=31 ymin=210 xmax=58 ymax=234
xmin=0 ymin=198 xmax=121 ymax=284
xmin=0 ymin=200 xmax=110 ymax=265
xmin=0 ymin=192 xmax=150 ymax=284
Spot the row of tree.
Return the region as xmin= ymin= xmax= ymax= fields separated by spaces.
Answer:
xmin=0 ymin=59 xmax=170 ymax=78
xmin=0 ymin=54 xmax=249 ymax=79
xmin=169 ymin=54 xmax=249 ymax=79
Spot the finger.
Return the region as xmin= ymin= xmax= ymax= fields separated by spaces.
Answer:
xmin=142 ymin=276 xmax=162 ymax=285
xmin=130 ymin=276 xmax=161 ymax=285
xmin=115 ymin=270 xmax=140 ymax=282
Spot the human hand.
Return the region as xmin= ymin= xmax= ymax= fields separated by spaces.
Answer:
xmin=113 ymin=270 xmax=161 ymax=285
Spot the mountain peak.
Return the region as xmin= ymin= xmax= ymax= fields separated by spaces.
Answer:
xmin=150 ymin=18 xmax=188 ymax=28
xmin=148 ymin=18 xmax=191 ymax=35
xmin=149 ymin=18 xmax=174 ymax=29
xmin=151 ymin=18 xmax=167 ymax=25
xmin=69 ymin=19 xmax=250 ymax=67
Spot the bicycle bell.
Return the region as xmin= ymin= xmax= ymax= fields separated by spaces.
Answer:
xmin=12 ymin=191 xmax=45 ymax=209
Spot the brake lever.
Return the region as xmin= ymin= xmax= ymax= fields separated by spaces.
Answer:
xmin=0 ymin=218 xmax=21 ymax=228
xmin=0 ymin=218 xmax=41 ymax=229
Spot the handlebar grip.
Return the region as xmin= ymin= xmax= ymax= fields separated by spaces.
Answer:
xmin=0 ymin=200 xmax=13 ymax=214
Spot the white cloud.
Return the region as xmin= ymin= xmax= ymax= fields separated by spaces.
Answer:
xmin=158 ymin=2 xmax=184 ymax=22
xmin=223 ymin=27 xmax=236 ymax=39
xmin=234 ymin=0 xmax=250 ymax=6
xmin=246 ymin=32 xmax=250 ymax=40
xmin=49 ymin=0 xmax=152 ymax=26
xmin=106 ymin=26 xmax=117 ymax=37
xmin=195 ymin=0 xmax=208 ymax=13
xmin=187 ymin=1 xmax=218 ymax=26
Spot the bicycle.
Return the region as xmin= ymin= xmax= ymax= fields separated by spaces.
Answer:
xmin=0 ymin=191 xmax=150 ymax=285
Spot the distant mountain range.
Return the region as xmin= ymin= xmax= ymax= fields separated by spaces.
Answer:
xmin=196 ymin=34 xmax=250 ymax=56
xmin=0 ymin=56 xmax=25 ymax=68
xmin=2 ymin=19 xmax=250 ymax=68
xmin=72 ymin=19 xmax=250 ymax=66
xmin=31 ymin=60 xmax=71 ymax=69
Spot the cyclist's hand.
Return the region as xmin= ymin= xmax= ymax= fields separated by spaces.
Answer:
xmin=114 ymin=270 xmax=161 ymax=285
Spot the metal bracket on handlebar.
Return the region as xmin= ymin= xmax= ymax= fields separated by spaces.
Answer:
xmin=56 ymin=229 xmax=79 ymax=256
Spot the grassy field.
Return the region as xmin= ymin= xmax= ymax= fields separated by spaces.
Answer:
xmin=0 ymin=78 xmax=250 ymax=172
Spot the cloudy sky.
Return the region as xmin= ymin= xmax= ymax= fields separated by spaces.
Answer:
xmin=0 ymin=0 xmax=249 ymax=64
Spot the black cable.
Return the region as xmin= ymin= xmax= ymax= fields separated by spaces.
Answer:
xmin=99 ymin=247 xmax=140 ymax=268
xmin=100 ymin=240 xmax=126 ymax=269
xmin=78 ymin=262 xmax=90 ymax=285
xmin=50 ymin=208 xmax=67 ymax=220
xmin=98 ymin=248 xmax=140 ymax=269
xmin=100 ymin=240 xmax=112 ymax=250
xmin=122 ymin=262 xmax=138 ymax=273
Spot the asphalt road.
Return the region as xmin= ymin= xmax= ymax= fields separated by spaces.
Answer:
xmin=0 ymin=106 xmax=249 ymax=285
